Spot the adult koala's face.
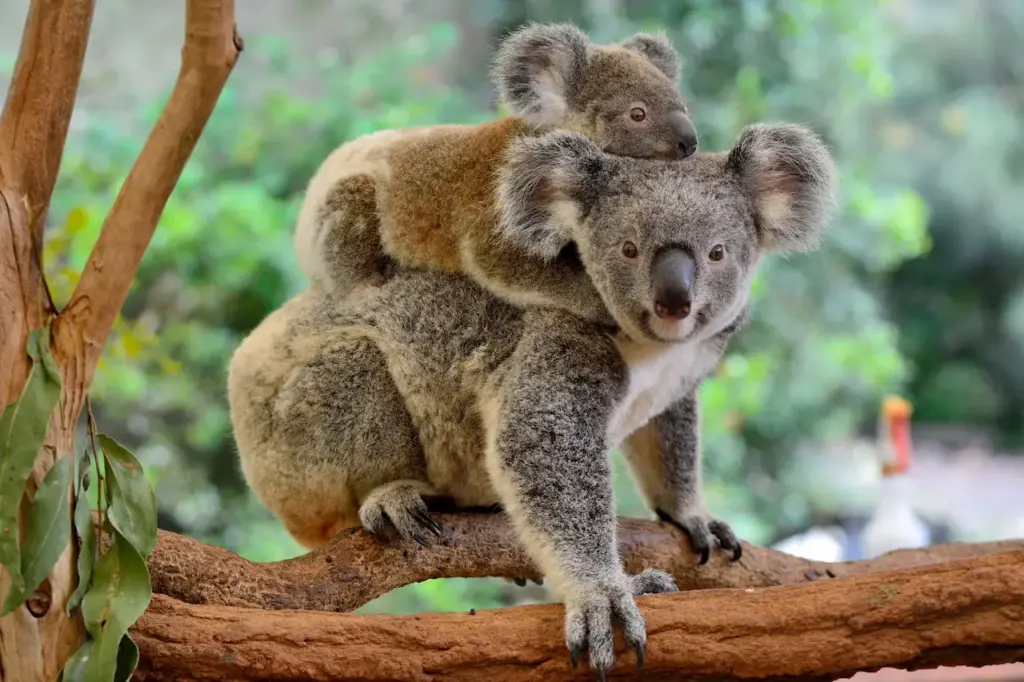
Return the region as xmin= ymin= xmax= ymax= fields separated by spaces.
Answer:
xmin=496 ymin=123 xmax=837 ymax=342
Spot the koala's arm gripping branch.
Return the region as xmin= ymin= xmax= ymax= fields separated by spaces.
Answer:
xmin=145 ymin=512 xmax=1023 ymax=612
xmin=132 ymin=549 xmax=1024 ymax=681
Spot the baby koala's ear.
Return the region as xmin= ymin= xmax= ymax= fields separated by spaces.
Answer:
xmin=726 ymin=123 xmax=838 ymax=253
xmin=495 ymin=131 xmax=614 ymax=262
xmin=620 ymin=31 xmax=682 ymax=83
xmin=491 ymin=22 xmax=590 ymax=128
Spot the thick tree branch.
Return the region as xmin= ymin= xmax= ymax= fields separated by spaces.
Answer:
xmin=1 ymin=2 xmax=241 ymax=681
xmin=0 ymin=3 xmax=97 ymax=681
xmin=0 ymin=0 xmax=95 ymax=411
xmin=0 ymin=0 xmax=95 ymax=243
xmin=147 ymin=512 xmax=1024 ymax=612
xmin=132 ymin=549 xmax=1024 ymax=681
xmin=62 ymin=0 xmax=242 ymax=383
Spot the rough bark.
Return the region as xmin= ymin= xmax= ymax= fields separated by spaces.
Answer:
xmin=0 ymin=3 xmax=98 ymax=680
xmin=130 ymin=549 xmax=1024 ymax=681
xmin=147 ymin=511 xmax=1024 ymax=612
xmin=0 ymin=1 xmax=240 ymax=680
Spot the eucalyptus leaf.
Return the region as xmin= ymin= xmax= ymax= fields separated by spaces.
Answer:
xmin=0 ymin=325 xmax=62 ymax=610
xmin=98 ymin=434 xmax=157 ymax=557
xmin=0 ymin=455 xmax=73 ymax=614
xmin=67 ymin=464 xmax=97 ymax=614
xmin=114 ymin=633 xmax=140 ymax=682
xmin=61 ymin=637 xmax=93 ymax=682
xmin=81 ymin=530 xmax=152 ymax=681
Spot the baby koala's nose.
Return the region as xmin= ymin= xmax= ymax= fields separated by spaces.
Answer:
xmin=651 ymin=247 xmax=695 ymax=320
xmin=670 ymin=112 xmax=698 ymax=159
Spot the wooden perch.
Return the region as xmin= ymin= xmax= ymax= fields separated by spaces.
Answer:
xmin=147 ymin=511 xmax=1024 ymax=612
xmin=131 ymin=549 xmax=1024 ymax=681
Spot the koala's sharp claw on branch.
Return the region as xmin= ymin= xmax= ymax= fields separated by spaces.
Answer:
xmin=229 ymin=119 xmax=836 ymax=674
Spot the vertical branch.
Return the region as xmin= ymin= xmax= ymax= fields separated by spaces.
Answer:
xmin=0 ymin=0 xmax=96 ymax=409
xmin=0 ymin=2 xmax=241 ymax=680
xmin=0 ymin=0 xmax=96 ymax=239
xmin=62 ymin=0 xmax=243 ymax=384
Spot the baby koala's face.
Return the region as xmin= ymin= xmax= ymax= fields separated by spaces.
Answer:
xmin=572 ymin=46 xmax=698 ymax=162
xmin=493 ymin=24 xmax=698 ymax=162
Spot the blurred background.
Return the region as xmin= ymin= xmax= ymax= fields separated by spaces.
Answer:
xmin=2 ymin=0 xmax=1023 ymax=621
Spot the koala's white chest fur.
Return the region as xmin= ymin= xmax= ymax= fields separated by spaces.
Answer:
xmin=606 ymin=337 xmax=718 ymax=448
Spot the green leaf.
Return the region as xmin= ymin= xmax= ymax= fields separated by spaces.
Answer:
xmin=98 ymin=434 xmax=157 ymax=557
xmin=61 ymin=637 xmax=93 ymax=682
xmin=114 ymin=633 xmax=140 ymax=682
xmin=81 ymin=530 xmax=152 ymax=682
xmin=1 ymin=456 xmax=73 ymax=614
xmin=68 ymin=453 xmax=96 ymax=614
xmin=0 ymin=324 xmax=62 ymax=610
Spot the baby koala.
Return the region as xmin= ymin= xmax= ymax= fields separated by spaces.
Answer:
xmin=294 ymin=22 xmax=698 ymax=325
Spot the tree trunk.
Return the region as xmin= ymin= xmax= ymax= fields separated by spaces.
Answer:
xmin=0 ymin=1 xmax=240 ymax=679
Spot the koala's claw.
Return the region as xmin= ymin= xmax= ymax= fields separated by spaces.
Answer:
xmin=358 ymin=483 xmax=441 ymax=546
xmin=505 ymin=576 xmax=544 ymax=588
xmin=411 ymin=506 xmax=443 ymax=537
xmin=565 ymin=571 xmax=663 ymax=678
xmin=657 ymin=508 xmax=743 ymax=564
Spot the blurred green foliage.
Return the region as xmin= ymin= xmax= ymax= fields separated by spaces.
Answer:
xmin=7 ymin=0 xmax=1020 ymax=614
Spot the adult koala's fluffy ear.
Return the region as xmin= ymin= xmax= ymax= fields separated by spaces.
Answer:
xmin=491 ymin=22 xmax=590 ymax=128
xmin=620 ymin=31 xmax=681 ymax=83
xmin=496 ymin=131 xmax=615 ymax=262
xmin=727 ymin=123 xmax=838 ymax=252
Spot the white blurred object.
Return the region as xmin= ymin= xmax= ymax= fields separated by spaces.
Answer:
xmin=771 ymin=525 xmax=847 ymax=562
xmin=861 ymin=396 xmax=931 ymax=558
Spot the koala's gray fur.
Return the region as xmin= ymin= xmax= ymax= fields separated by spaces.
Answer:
xmin=229 ymin=123 xmax=836 ymax=676
xmin=293 ymin=22 xmax=699 ymax=331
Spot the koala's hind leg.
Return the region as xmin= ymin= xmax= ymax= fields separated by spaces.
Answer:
xmin=359 ymin=479 xmax=442 ymax=546
xmin=483 ymin=317 xmax=677 ymax=677
xmin=272 ymin=336 xmax=433 ymax=548
xmin=312 ymin=174 xmax=394 ymax=294
xmin=620 ymin=390 xmax=743 ymax=564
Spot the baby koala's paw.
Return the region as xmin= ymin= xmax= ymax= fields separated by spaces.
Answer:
xmin=563 ymin=569 xmax=671 ymax=680
xmin=358 ymin=481 xmax=441 ymax=547
xmin=657 ymin=507 xmax=743 ymax=564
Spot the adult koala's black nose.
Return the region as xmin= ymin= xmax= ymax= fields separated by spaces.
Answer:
xmin=670 ymin=112 xmax=698 ymax=159
xmin=651 ymin=248 xmax=695 ymax=320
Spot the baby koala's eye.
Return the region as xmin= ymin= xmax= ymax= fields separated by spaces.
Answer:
xmin=629 ymin=107 xmax=646 ymax=122
xmin=622 ymin=241 xmax=639 ymax=259
xmin=708 ymin=244 xmax=725 ymax=262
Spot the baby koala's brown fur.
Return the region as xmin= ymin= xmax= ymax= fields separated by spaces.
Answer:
xmin=293 ymin=23 xmax=698 ymax=324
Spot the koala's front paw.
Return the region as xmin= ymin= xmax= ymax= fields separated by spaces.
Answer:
xmin=359 ymin=482 xmax=442 ymax=547
xmin=564 ymin=570 xmax=677 ymax=679
xmin=656 ymin=508 xmax=743 ymax=564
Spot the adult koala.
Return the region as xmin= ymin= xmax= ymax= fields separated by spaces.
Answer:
xmin=227 ymin=123 xmax=836 ymax=677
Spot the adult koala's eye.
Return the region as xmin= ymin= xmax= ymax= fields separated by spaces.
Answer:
xmin=629 ymin=107 xmax=646 ymax=122
xmin=708 ymin=245 xmax=725 ymax=262
xmin=622 ymin=241 xmax=639 ymax=259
